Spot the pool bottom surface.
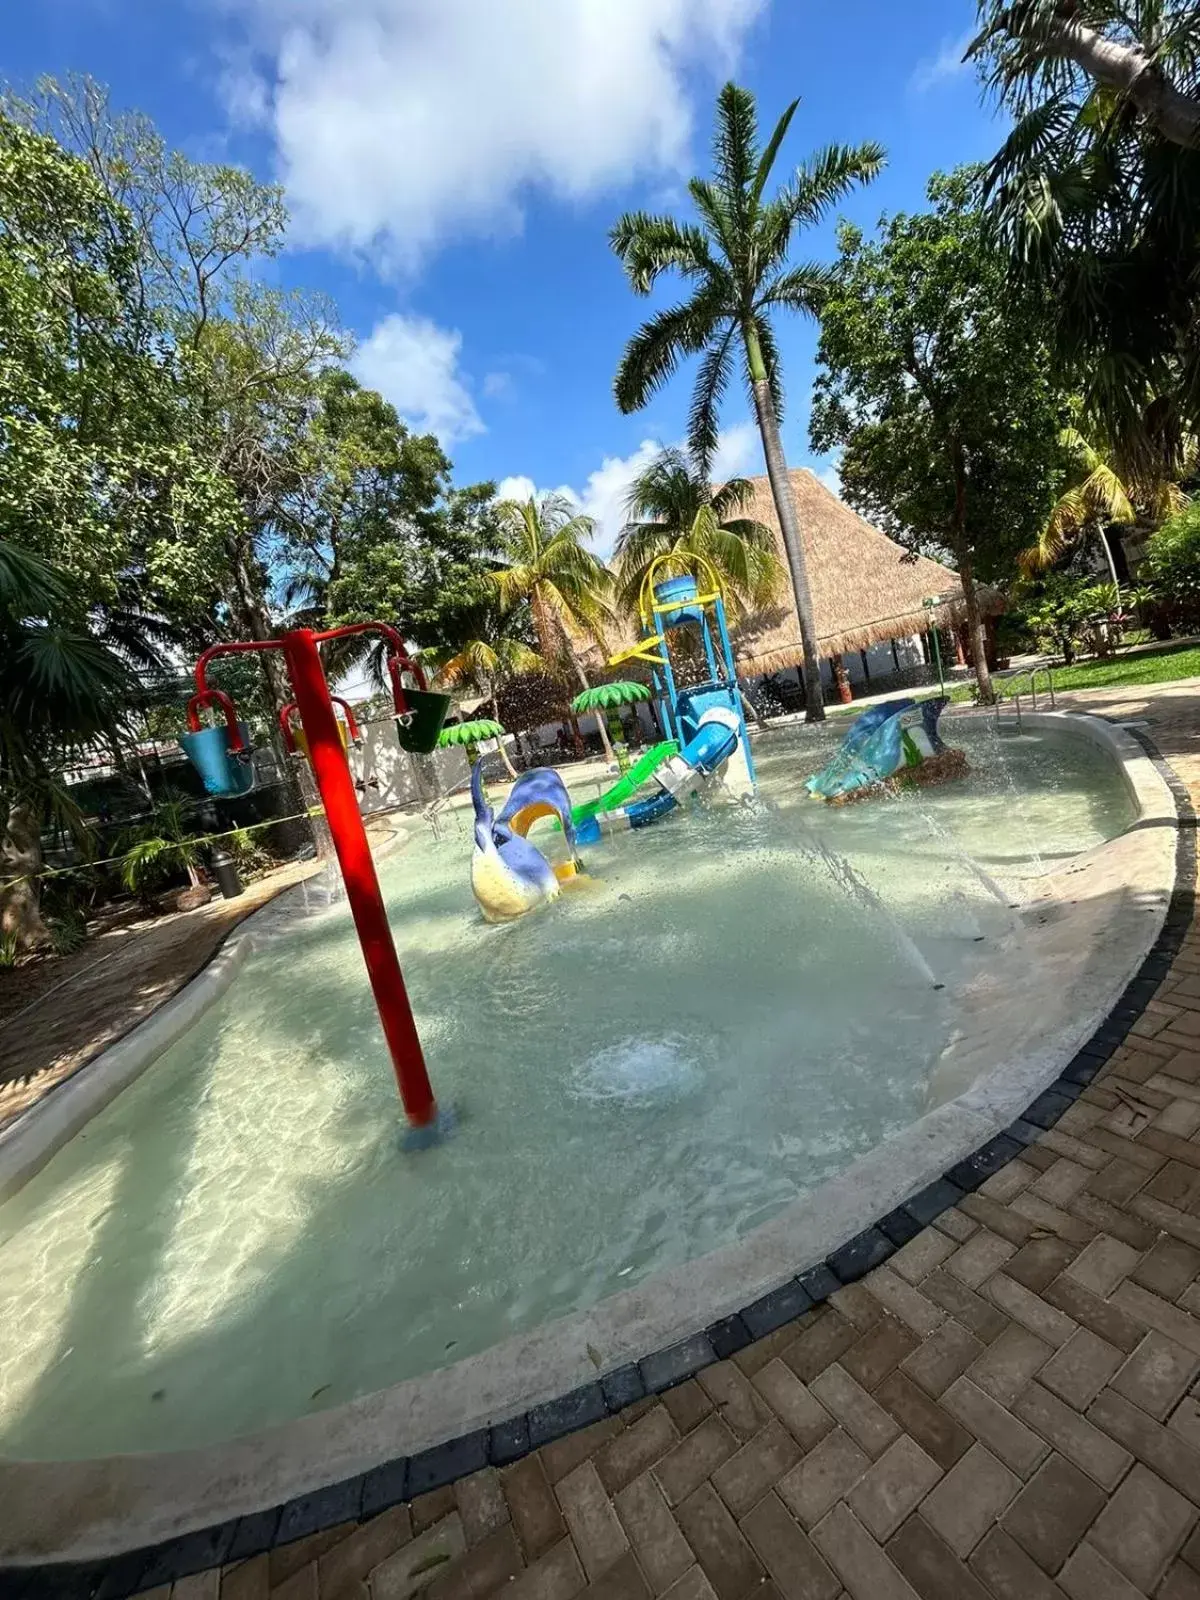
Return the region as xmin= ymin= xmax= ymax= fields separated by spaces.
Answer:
xmin=0 ymin=722 xmax=1134 ymax=1459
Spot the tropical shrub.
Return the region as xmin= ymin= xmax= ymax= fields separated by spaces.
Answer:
xmin=1141 ymin=503 xmax=1200 ymax=629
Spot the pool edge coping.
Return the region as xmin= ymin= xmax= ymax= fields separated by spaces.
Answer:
xmin=0 ymin=711 xmax=1190 ymax=1592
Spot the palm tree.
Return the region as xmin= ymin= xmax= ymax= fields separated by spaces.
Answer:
xmin=430 ymin=597 xmax=543 ymax=779
xmin=972 ymin=2 xmax=1200 ymax=462
xmin=0 ymin=539 xmax=132 ymax=949
xmin=614 ymin=447 xmax=784 ymax=620
xmin=611 ymin=83 xmax=885 ymax=723
xmin=493 ymin=494 xmax=617 ymax=763
xmin=1021 ymin=418 xmax=1195 ymax=592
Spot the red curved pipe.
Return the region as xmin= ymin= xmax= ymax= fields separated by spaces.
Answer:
xmin=332 ymin=696 xmax=361 ymax=742
xmin=278 ymin=701 xmax=300 ymax=753
xmin=186 ymin=688 xmax=244 ymax=751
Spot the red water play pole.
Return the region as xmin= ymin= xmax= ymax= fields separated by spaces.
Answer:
xmin=193 ymin=625 xmax=438 ymax=1130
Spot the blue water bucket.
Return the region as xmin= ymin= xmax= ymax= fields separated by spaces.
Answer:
xmin=653 ymin=575 xmax=703 ymax=629
xmin=179 ymin=723 xmax=255 ymax=798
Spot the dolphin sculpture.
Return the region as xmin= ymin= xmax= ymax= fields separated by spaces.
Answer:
xmin=805 ymin=696 xmax=965 ymax=803
xmin=470 ymin=761 xmax=583 ymax=922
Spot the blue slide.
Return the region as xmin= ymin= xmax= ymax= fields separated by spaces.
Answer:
xmin=624 ymin=721 xmax=737 ymax=828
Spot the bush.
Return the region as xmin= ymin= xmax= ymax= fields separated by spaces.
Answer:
xmin=1018 ymin=574 xmax=1116 ymax=665
xmin=1141 ymin=501 xmax=1200 ymax=628
xmin=47 ymin=915 xmax=88 ymax=956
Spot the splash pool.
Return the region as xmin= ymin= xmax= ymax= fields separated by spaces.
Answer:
xmin=0 ymin=719 xmax=1144 ymax=1461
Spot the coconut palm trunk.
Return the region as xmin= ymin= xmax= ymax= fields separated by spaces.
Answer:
xmin=565 ymin=644 xmax=616 ymax=765
xmin=746 ymin=326 xmax=825 ymax=722
xmin=483 ymin=678 xmax=520 ymax=779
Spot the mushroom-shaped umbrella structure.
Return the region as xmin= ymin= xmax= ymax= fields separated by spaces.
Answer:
xmin=570 ymin=681 xmax=651 ymax=771
xmin=437 ymin=717 xmax=507 ymax=748
xmin=437 ymin=717 xmax=515 ymax=775
xmin=569 ymin=681 xmax=652 ymax=715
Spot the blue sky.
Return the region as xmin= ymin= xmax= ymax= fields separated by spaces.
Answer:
xmin=5 ymin=0 xmax=1006 ymax=552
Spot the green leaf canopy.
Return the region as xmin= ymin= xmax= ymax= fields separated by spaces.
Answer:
xmin=437 ymin=718 xmax=506 ymax=748
xmin=570 ymin=681 xmax=651 ymax=713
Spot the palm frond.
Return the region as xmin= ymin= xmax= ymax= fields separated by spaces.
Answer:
xmin=0 ymin=539 xmax=65 ymax=616
xmin=687 ymin=321 xmax=738 ymax=477
xmin=751 ymin=98 xmax=800 ymax=207
xmin=609 ymin=212 xmax=715 ymax=294
xmin=770 ymin=141 xmax=888 ymax=243
xmin=613 ymin=291 xmax=728 ymax=414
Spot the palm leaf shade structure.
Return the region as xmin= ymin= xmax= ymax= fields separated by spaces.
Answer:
xmin=571 ymin=681 xmax=652 ymax=774
xmin=437 ymin=718 xmax=509 ymax=769
xmin=611 ymin=82 xmax=885 ymax=723
xmin=570 ymin=681 xmax=652 ymax=714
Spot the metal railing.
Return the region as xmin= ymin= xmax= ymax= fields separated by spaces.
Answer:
xmin=994 ymin=665 xmax=1056 ymax=734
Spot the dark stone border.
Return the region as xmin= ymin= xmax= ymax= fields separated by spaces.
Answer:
xmin=5 ymin=725 xmax=1194 ymax=1599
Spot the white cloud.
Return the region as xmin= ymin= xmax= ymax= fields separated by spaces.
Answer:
xmin=482 ymin=371 xmax=514 ymax=401
xmin=710 ymin=421 xmax=759 ymax=485
xmin=574 ymin=440 xmax=665 ymax=557
xmin=908 ymin=31 xmax=972 ymax=94
xmin=223 ymin=0 xmax=764 ymax=270
xmin=353 ymin=313 xmax=483 ymax=445
xmin=500 ymin=428 xmax=760 ymax=557
xmin=496 ymin=475 xmax=538 ymax=505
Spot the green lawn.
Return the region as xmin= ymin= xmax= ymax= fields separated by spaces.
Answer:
xmin=989 ymin=641 xmax=1200 ymax=698
xmin=810 ymin=640 xmax=1200 ymax=721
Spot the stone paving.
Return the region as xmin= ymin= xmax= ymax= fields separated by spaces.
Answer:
xmin=55 ymin=685 xmax=1200 ymax=1598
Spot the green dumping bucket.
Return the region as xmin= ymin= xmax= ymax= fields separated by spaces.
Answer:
xmin=395 ymin=688 xmax=452 ymax=754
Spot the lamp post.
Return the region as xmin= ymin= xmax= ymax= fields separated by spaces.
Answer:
xmin=923 ymin=597 xmax=945 ymax=696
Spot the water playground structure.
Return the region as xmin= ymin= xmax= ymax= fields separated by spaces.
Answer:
xmin=177 ymin=622 xmax=452 ymax=1140
xmin=805 ymin=695 xmax=968 ymax=805
xmin=468 ymin=555 xmax=758 ymax=920
xmin=0 ymin=598 xmax=1181 ymax=1567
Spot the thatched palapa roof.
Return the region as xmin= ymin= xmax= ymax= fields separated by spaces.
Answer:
xmin=729 ymin=470 xmax=1001 ymax=677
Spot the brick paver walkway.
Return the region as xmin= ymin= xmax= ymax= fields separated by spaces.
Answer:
xmin=64 ymin=686 xmax=1200 ymax=1598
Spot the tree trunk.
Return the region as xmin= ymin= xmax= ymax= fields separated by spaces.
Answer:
xmin=954 ymin=542 xmax=994 ymax=703
xmin=1096 ymin=527 xmax=1123 ymax=612
xmin=486 ymin=679 xmax=520 ymax=779
xmin=1003 ymin=12 xmax=1200 ymax=147
xmin=566 ymin=647 xmax=617 ymax=765
xmin=745 ymin=345 xmax=825 ymax=723
xmin=949 ymin=440 xmax=994 ymax=703
xmin=531 ymin=583 xmax=615 ymax=762
xmin=1 ymin=803 xmax=50 ymax=951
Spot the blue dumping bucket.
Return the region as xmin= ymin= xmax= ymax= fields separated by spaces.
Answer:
xmin=179 ymin=723 xmax=255 ymax=798
xmin=653 ymin=575 xmax=703 ymax=629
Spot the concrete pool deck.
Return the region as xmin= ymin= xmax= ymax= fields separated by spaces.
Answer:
xmin=4 ymin=685 xmax=1200 ymax=1598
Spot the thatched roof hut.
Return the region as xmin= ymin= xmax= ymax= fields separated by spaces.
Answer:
xmin=727 ymin=469 xmax=1000 ymax=676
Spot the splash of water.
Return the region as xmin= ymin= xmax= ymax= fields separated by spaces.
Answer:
xmin=984 ymin=721 xmax=1046 ymax=874
xmin=570 ymin=1035 xmax=704 ymax=1105
xmin=793 ymin=813 xmax=942 ymax=989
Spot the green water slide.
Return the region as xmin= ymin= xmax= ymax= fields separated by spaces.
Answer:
xmin=569 ymin=740 xmax=679 ymax=825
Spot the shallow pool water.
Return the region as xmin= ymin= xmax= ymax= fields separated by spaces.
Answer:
xmin=0 ymin=721 xmax=1135 ymax=1458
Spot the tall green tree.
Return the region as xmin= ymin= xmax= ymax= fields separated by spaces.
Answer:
xmin=614 ymin=447 xmax=783 ymax=620
xmin=0 ymin=112 xmax=239 ymax=627
xmin=494 ymin=495 xmax=616 ymax=761
xmin=971 ymin=2 xmax=1200 ymax=468
xmin=10 ymin=78 xmax=345 ymax=711
xmin=429 ymin=594 xmax=543 ymax=778
xmin=810 ymin=169 xmax=1069 ymax=702
xmin=611 ymin=83 xmax=885 ymax=722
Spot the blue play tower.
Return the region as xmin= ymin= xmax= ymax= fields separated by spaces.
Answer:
xmin=571 ymin=554 xmax=755 ymax=840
